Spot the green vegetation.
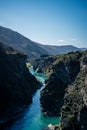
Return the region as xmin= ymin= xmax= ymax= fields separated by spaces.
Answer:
xmin=26 ymin=62 xmax=31 ymax=68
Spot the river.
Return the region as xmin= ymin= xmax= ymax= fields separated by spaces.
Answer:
xmin=4 ymin=66 xmax=60 ymax=130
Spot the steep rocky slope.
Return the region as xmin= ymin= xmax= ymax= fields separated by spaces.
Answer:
xmin=35 ymin=51 xmax=87 ymax=130
xmin=40 ymin=51 xmax=81 ymax=117
xmin=0 ymin=42 xmax=40 ymax=126
xmin=57 ymin=51 xmax=87 ymax=130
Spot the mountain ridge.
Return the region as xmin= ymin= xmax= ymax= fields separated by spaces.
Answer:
xmin=0 ymin=26 xmax=48 ymax=59
xmin=38 ymin=43 xmax=82 ymax=55
xmin=0 ymin=26 xmax=86 ymax=60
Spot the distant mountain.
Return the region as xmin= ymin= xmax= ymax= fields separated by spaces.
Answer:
xmin=80 ymin=48 xmax=87 ymax=51
xmin=37 ymin=44 xmax=83 ymax=55
xmin=0 ymin=26 xmax=48 ymax=59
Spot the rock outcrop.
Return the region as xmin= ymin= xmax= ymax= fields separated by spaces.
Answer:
xmin=58 ymin=51 xmax=87 ymax=130
xmin=40 ymin=51 xmax=87 ymax=130
xmin=0 ymin=42 xmax=40 ymax=126
xmin=40 ymin=51 xmax=81 ymax=116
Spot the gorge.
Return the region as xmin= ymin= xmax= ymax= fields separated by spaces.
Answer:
xmin=0 ymin=26 xmax=87 ymax=130
xmin=33 ymin=51 xmax=87 ymax=130
xmin=1 ymin=66 xmax=60 ymax=130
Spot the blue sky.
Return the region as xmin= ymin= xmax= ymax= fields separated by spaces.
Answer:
xmin=0 ymin=0 xmax=87 ymax=48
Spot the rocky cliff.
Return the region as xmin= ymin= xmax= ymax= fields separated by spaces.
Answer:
xmin=39 ymin=51 xmax=81 ymax=116
xmin=57 ymin=51 xmax=87 ymax=130
xmin=0 ymin=42 xmax=40 ymax=126
xmin=37 ymin=51 xmax=87 ymax=130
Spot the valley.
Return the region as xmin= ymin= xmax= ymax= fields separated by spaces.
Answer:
xmin=0 ymin=26 xmax=87 ymax=130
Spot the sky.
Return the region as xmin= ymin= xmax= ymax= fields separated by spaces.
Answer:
xmin=0 ymin=0 xmax=87 ymax=48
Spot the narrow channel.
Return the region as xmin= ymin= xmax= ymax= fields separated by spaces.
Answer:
xmin=4 ymin=66 xmax=60 ymax=130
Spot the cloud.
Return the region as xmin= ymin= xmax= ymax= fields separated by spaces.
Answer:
xmin=58 ymin=39 xmax=65 ymax=43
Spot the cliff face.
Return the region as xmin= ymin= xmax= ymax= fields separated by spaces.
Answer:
xmin=59 ymin=51 xmax=87 ymax=130
xmin=38 ymin=51 xmax=87 ymax=130
xmin=40 ymin=51 xmax=81 ymax=116
xmin=0 ymin=43 xmax=40 ymax=125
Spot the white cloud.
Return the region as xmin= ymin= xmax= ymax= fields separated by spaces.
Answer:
xmin=58 ymin=39 xmax=65 ymax=43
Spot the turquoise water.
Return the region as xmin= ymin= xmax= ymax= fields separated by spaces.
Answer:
xmin=5 ymin=66 xmax=60 ymax=130
xmin=29 ymin=66 xmax=47 ymax=84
